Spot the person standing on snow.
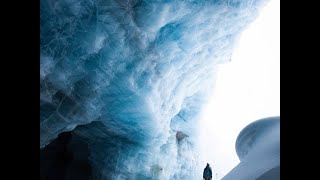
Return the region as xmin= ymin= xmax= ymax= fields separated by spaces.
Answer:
xmin=203 ymin=163 xmax=213 ymax=180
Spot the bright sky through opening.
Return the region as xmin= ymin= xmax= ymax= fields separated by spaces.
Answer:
xmin=199 ymin=0 xmax=280 ymax=179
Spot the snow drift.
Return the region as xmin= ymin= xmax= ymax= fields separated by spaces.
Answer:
xmin=222 ymin=116 xmax=280 ymax=180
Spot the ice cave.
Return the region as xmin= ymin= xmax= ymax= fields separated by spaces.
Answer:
xmin=40 ymin=0 xmax=277 ymax=179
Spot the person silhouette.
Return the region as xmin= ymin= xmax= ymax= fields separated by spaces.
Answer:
xmin=203 ymin=163 xmax=213 ymax=180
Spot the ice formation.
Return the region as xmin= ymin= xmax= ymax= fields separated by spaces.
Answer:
xmin=222 ymin=116 xmax=280 ymax=180
xmin=40 ymin=0 xmax=268 ymax=179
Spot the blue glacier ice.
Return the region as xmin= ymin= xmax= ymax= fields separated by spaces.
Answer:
xmin=40 ymin=0 xmax=269 ymax=179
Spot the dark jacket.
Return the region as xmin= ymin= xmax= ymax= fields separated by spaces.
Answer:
xmin=203 ymin=165 xmax=212 ymax=178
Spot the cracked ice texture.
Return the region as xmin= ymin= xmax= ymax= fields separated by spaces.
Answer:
xmin=40 ymin=0 xmax=268 ymax=179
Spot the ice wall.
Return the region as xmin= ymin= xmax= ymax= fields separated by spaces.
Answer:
xmin=40 ymin=0 xmax=268 ymax=179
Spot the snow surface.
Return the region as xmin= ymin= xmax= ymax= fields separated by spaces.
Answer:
xmin=40 ymin=0 xmax=269 ymax=179
xmin=222 ymin=116 xmax=280 ymax=180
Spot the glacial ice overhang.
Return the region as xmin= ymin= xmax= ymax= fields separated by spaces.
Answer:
xmin=40 ymin=0 xmax=268 ymax=179
xmin=222 ymin=116 xmax=280 ymax=180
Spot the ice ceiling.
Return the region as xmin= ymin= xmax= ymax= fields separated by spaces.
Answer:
xmin=40 ymin=0 xmax=268 ymax=179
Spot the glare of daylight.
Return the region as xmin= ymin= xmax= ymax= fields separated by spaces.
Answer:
xmin=198 ymin=0 xmax=280 ymax=179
